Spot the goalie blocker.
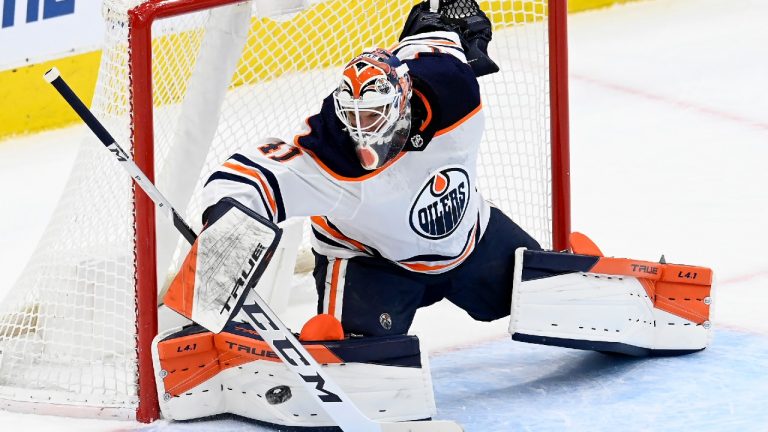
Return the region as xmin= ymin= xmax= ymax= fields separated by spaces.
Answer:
xmin=509 ymin=235 xmax=713 ymax=356
xmin=164 ymin=198 xmax=281 ymax=333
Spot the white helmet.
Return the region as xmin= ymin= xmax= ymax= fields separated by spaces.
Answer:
xmin=333 ymin=48 xmax=412 ymax=170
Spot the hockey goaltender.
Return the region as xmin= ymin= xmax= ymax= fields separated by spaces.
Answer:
xmin=152 ymin=0 xmax=713 ymax=430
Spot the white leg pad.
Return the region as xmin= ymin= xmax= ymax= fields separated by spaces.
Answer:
xmin=152 ymin=323 xmax=437 ymax=426
xmin=509 ymin=248 xmax=713 ymax=356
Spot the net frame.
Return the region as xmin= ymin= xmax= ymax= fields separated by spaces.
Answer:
xmin=129 ymin=0 xmax=570 ymax=420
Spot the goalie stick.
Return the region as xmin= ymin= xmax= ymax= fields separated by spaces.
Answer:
xmin=43 ymin=69 xmax=197 ymax=246
xmin=44 ymin=67 xmax=462 ymax=432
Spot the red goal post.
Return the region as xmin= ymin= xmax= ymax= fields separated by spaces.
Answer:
xmin=0 ymin=0 xmax=569 ymax=423
xmin=129 ymin=0 xmax=571 ymax=417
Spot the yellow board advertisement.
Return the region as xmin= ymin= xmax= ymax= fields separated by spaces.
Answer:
xmin=0 ymin=0 xmax=643 ymax=140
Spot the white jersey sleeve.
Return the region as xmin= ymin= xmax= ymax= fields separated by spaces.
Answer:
xmin=200 ymin=137 xmax=351 ymax=225
xmin=392 ymin=30 xmax=467 ymax=64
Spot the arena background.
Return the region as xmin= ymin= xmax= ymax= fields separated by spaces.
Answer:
xmin=0 ymin=0 xmax=641 ymax=141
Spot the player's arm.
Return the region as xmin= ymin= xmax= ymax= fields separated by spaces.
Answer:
xmin=393 ymin=30 xmax=468 ymax=64
xmin=398 ymin=0 xmax=497 ymax=76
xmin=393 ymin=1 xmax=487 ymax=141
xmin=163 ymin=137 xmax=347 ymax=332
xmin=200 ymin=137 xmax=347 ymax=226
xmin=394 ymin=31 xmax=483 ymax=144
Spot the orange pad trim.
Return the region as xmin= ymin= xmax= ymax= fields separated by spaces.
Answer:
xmin=591 ymin=257 xmax=664 ymax=281
xmin=158 ymin=326 xmax=344 ymax=397
xmin=655 ymin=281 xmax=711 ymax=324
xmin=589 ymin=257 xmax=712 ymax=324
xmin=163 ymin=239 xmax=199 ymax=320
xmin=157 ymin=331 xmax=220 ymax=398
xmin=300 ymin=314 xmax=345 ymax=341
xmin=569 ymin=232 xmax=604 ymax=256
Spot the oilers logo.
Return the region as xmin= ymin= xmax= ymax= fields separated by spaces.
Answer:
xmin=409 ymin=167 xmax=470 ymax=239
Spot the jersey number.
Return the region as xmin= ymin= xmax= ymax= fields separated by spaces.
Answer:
xmin=258 ymin=141 xmax=302 ymax=162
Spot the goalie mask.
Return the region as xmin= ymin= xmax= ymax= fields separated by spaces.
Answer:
xmin=333 ymin=48 xmax=412 ymax=170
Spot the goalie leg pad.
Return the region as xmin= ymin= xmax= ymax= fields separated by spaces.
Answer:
xmin=509 ymin=248 xmax=713 ymax=356
xmin=164 ymin=198 xmax=281 ymax=333
xmin=152 ymin=322 xmax=437 ymax=427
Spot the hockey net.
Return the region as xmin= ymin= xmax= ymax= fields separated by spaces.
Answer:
xmin=0 ymin=0 xmax=569 ymax=422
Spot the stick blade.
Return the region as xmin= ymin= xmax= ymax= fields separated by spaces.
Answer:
xmin=381 ymin=420 xmax=464 ymax=432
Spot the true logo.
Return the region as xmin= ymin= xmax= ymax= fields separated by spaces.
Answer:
xmin=409 ymin=167 xmax=470 ymax=239
xmin=220 ymin=243 xmax=266 ymax=314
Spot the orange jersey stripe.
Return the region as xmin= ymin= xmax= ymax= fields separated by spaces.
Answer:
xmin=413 ymin=88 xmax=432 ymax=132
xmin=328 ymin=259 xmax=342 ymax=317
xmin=222 ymin=161 xmax=277 ymax=214
xmin=400 ymin=225 xmax=477 ymax=272
xmin=435 ymin=103 xmax=482 ymax=137
xmin=311 ymin=216 xmax=370 ymax=253
xmin=294 ymin=118 xmax=406 ymax=182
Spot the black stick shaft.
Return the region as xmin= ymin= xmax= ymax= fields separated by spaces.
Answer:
xmin=47 ymin=71 xmax=116 ymax=146
xmin=44 ymin=67 xmax=198 ymax=245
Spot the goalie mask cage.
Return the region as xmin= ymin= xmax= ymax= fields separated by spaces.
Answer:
xmin=0 ymin=0 xmax=569 ymax=423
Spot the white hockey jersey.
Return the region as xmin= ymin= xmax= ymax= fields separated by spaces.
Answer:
xmin=201 ymin=31 xmax=491 ymax=274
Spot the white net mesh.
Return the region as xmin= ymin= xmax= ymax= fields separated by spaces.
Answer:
xmin=0 ymin=0 xmax=558 ymax=418
xmin=0 ymin=2 xmax=139 ymax=417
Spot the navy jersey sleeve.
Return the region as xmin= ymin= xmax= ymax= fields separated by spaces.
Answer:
xmin=293 ymin=95 xmax=372 ymax=179
xmin=394 ymin=31 xmax=482 ymax=140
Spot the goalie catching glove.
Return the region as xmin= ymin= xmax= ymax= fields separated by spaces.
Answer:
xmin=164 ymin=198 xmax=281 ymax=333
xmin=400 ymin=0 xmax=499 ymax=77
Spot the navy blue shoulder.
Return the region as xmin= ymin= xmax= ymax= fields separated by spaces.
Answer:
xmin=404 ymin=53 xmax=480 ymax=139
xmin=295 ymin=94 xmax=371 ymax=178
xmin=295 ymin=54 xmax=481 ymax=175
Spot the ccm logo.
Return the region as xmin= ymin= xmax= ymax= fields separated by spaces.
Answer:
xmin=241 ymin=302 xmax=343 ymax=404
xmin=2 ymin=0 xmax=75 ymax=28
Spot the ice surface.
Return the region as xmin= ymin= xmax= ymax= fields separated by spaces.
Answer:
xmin=0 ymin=0 xmax=766 ymax=430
